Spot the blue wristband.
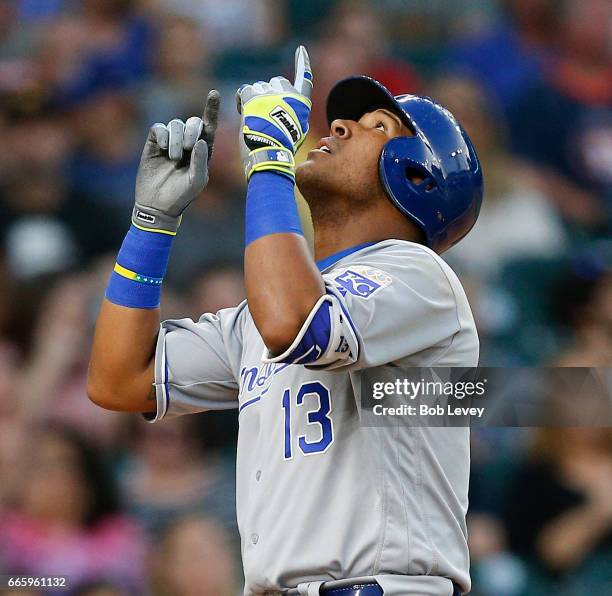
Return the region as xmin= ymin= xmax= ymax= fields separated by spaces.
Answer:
xmin=245 ymin=171 xmax=303 ymax=245
xmin=105 ymin=225 xmax=173 ymax=309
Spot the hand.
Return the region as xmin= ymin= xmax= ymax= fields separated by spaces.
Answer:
xmin=236 ymin=46 xmax=313 ymax=180
xmin=564 ymin=453 xmax=612 ymax=518
xmin=133 ymin=90 xmax=221 ymax=234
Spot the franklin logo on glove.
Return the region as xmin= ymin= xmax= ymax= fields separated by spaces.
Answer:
xmin=134 ymin=210 xmax=156 ymax=225
xmin=270 ymin=107 xmax=300 ymax=143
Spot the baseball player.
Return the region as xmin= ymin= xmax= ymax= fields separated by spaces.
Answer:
xmin=88 ymin=46 xmax=483 ymax=596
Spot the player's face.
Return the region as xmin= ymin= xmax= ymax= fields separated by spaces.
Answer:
xmin=296 ymin=108 xmax=411 ymax=210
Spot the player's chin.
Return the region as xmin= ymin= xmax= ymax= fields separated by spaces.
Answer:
xmin=296 ymin=158 xmax=342 ymax=208
xmin=295 ymin=157 xmax=319 ymax=191
xmin=296 ymin=152 xmax=329 ymax=184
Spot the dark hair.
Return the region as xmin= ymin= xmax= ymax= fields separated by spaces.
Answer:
xmin=73 ymin=580 xmax=128 ymax=596
xmin=552 ymin=266 xmax=608 ymax=329
xmin=43 ymin=424 xmax=120 ymax=527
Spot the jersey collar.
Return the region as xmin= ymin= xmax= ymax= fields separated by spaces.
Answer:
xmin=316 ymin=241 xmax=379 ymax=272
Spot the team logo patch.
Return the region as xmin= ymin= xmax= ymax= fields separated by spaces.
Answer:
xmin=269 ymin=106 xmax=299 ymax=143
xmin=333 ymin=267 xmax=392 ymax=299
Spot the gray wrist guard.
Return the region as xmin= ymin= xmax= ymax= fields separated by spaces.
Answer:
xmin=132 ymin=204 xmax=182 ymax=234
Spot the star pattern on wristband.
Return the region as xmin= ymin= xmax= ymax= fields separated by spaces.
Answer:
xmin=114 ymin=263 xmax=164 ymax=285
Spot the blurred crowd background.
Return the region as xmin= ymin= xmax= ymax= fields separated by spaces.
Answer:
xmin=0 ymin=0 xmax=610 ymax=595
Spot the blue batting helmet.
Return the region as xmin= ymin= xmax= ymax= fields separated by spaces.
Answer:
xmin=326 ymin=76 xmax=483 ymax=253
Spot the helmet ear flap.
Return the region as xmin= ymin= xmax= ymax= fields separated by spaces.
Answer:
xmin=379 ymin=137 xmax=432 ymax=243
xmin=404 ymin=166 xmax=437 ymax=192
xmin=379 ymin=136 xmax=439 ymax=201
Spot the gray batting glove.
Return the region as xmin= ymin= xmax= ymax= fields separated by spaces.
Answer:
xmin=133 ymin=90 xmax=221 ymax=234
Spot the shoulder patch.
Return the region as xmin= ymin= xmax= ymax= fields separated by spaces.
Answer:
xmin=333 ymin=266 xmax=393 ymax=299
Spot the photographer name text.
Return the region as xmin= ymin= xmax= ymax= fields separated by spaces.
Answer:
xmin=372 ymin=403 xmax=485 ymax=418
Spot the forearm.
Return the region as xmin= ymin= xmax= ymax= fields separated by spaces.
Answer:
xmin=88 ymin=300 xmax=158 ymax=412
xmin=246 ymin=234 xmax=324 ymax=349
xmin=237 ymin=46 xmax=316 ymax=353
xmin=87 ymin=224 xmax=174 ymax=412
xmin=244 ymin=172 xmax=324 ymax=353
xmin=536 ymin=502 xmax=611 ymax=571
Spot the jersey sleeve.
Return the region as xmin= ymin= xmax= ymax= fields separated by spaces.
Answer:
xmin=146 ymin=303 xmax=245 ymax=422
xmin=262 ymin=246 xmax=463 ymax=370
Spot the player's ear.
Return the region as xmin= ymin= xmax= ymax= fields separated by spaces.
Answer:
xmin=330 ymin=120 xmax=351 ymax=139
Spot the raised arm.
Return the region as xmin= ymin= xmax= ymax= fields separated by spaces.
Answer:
xmin=236 ymin=47 xmax=324 ymax=355
xmin=87 ymin=92 xmax=220 ymax=412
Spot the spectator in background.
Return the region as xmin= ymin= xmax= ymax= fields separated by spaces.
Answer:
xmin=467 ymin=512 xmax=527 ymax=596
xmin=14 ymin=270 xmax=127 ymax=449
xmin=438 ymin=75 xmax=567 ymax=277
xmin=30 ymin=1 xmax=154 ymax=211
xmin=138 ymin=15 xmax=213 ymax=126
xmin=145 ymin=0 xmax=286 ymax=50
xmin=150 ymin=514 xmax=238 ymax=596
xmin=15 ymin=1 xmax=69 ymax=22
xmin=0 ymin=342 xmax=20 ymax=511
xmin=188 ymin=263 xmax=245 ymax=319
xmin=507 ymin=0 xmax=611 ymax=230
xmin=447 ymin=0 xmax=559 ymax=113
xmin=0 ymin=426 xmax=146 ymax=592
xmin=308 ymin=0 xmax=420 ymax=136
xmin=0 ymin=166 xmax=123 ymax=272
xmin=285 ymin=0 xmax=335 ymax=38
xmin=67 ymin=85 xmax=142 ymax=210
xmin=0 ymin=102 xmax=72 ymax=176
xmin=553 ymin=266 xmax=612 ymax=366
xmin=34 ymin=15 xmax=93 ymax=98
xmin=325 ymin=0 xmax=421 ymax=94
xmin=371 ymin=0 xmax=504 ymax=49
xmin=52 ymin=0 xmax=152 ymax=101
xmin=0 ymin=0 xmax=39 ymax=93
xmin=74 ymin=582 xmax=129 ymax=596
xmin=505 ymin=425 xmax=612 ymax=590
xmin=15 ymin=2 xmax=151 ymax=124
xmin=1 ymin=169 xmax=78 ymax=278
xmin=117 ymin=417 xmax=238 ymax=541
xmin=0 ymin=107 xmax=123 ymax=273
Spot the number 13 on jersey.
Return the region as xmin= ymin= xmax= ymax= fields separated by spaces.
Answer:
xmin=282 ymin=381 xmax=334 ymax=459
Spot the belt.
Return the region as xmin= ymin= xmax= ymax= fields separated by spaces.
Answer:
xmin=319 ymin=581 xmax=462 ymax=595
xmin=321 ymin=584 xmax=382 ymax=596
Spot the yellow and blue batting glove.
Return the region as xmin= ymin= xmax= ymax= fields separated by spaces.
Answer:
xmin=236 ymin=46 xmax=313 ymax=181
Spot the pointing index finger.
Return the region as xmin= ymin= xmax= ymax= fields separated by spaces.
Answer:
xmin=293 ymin=46 xmax=313 ymax=99
xmin=202 ymin=89 xmax=221 ymax=139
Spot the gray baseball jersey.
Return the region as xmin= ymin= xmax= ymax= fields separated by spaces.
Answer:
xmin=147 ymin=239 xmax=479 ymax=596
